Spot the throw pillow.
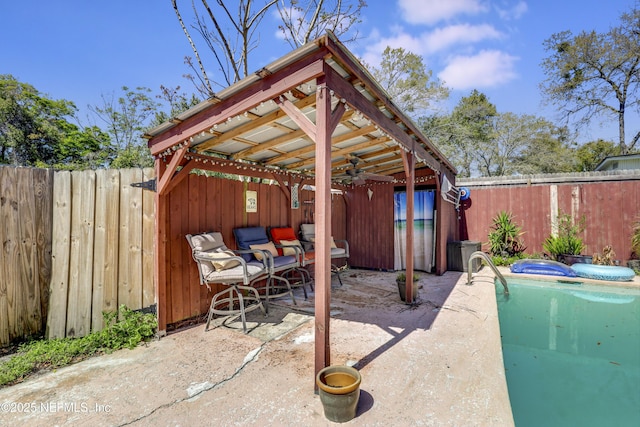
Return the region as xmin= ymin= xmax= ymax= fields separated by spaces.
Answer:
xmin=200 ymin=250 xmax=241 ymax=271
xmin=250 ymin=242 xmax=278 ymax=261
xmin=280 ymin=239 xmax=301 ymax=256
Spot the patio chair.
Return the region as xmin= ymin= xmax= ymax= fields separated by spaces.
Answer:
xmin=233 ymin=226 xmax=305 ymax=308
xmin=299 ymin=223 xmax=349 ymax=286
xmin=269 ymin=226 xmax=315 ymax=297
xmin=186 ymin=231 xmax=267 ymax=333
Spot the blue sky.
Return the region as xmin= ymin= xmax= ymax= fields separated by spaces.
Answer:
xmin=2 ymin=0 xmax=637 ymax=145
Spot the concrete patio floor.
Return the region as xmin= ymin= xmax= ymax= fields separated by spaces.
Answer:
xmin=0 ymin=269 xmax=514 ymax=426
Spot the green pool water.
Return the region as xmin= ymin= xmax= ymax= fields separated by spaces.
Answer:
xmin=496 ymin=278 xmax=640 ymax=427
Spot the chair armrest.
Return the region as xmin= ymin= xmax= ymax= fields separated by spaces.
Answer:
xmin=235 ymin=248 xmax=274 ymax=270
xmin=334 ymin=239 xmax=349 ymax=251
xmin=298 ymin=238 xmax=314 ymax=252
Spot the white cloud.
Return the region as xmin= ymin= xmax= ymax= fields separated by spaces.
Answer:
xmin=496 ymin=1 xmax=528 ymax=20
xmin=398 ymin=0 xmax=488 ymax=25
xmin=360 ymin=30 xmax=425 ymax=67
xmin=360 ymin=23 xmax=502 ymax=68
xmin=424 ymin=24 xmax=503 ymax=52
xmin=438 ymin=50 xmax=518 ymax=90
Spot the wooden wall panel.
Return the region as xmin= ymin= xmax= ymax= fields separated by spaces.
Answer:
xmin=462 ymin=180 xmax=639 ymax=264
xmin=163 ymin=174 xmax=353 ymax=325
xmin=346 ymin=183 xmax=395 ymax=270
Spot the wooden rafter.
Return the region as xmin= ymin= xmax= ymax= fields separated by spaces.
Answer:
xmin=263 ymin=110 xmax=359 ymax=166
xmin=196 ymin=93 xmax=317 ymax=152
xmin=232 ymin=128 xmax=309 ymax=159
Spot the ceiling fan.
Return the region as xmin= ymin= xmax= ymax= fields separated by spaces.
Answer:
xmin=335 ymin=156 xmax=395 ymax=185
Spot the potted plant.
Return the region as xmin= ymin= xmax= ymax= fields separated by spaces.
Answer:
xmin=396 ymin=271 xmax=419 ymax=302
xmin=629 ymin=218 xmax=640 ymax=272
xmin=543 ymin=211 xmax=591 ymax=265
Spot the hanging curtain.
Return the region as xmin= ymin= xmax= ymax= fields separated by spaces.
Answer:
xmin=394 ymin=190 xmax=435 ymax=271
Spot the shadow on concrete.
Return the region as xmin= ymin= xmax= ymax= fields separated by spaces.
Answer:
xmin=224 ymin=269 xmax=464 ymax=369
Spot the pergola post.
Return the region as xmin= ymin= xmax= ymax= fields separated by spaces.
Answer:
xmin=154 ymin=157 xmax=168 ymax=334
xmin=402 ymin=151 xmax=415 ymax=303
xmin=314 ymin=81 xmax=333 ymax=386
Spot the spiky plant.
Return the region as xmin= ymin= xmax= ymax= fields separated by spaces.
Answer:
xmin=488 ymin=211 xmax=526 ymax=257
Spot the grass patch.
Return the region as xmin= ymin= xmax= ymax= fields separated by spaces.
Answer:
xmin=0 ymin=305 xmax=156 ymax=387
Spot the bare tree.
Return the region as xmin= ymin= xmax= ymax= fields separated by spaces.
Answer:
xmin=171 ymin=0 xmax=366 ymax=97
xmin=172 ymin=0 xmax=277 ymax=96
xmin=276 ymin=0 xmax=366 ymax=48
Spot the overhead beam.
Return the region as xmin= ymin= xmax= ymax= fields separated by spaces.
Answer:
xmin=149 ymin=54 xmax=326 ymax=156
xmin=324 ymin=35 xmax=455 ymax=173
xmin=324 ymin=60 xmax=441 ymax=173
xmin=183 ymin=152 xmax=311 ymax=181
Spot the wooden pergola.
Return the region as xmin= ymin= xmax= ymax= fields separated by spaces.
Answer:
xmin=146 ymin=32 xmax=457 ymax=381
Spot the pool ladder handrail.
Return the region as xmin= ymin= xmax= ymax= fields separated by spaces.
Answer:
xmin=467 ymin=251 xmax=509 ymax=295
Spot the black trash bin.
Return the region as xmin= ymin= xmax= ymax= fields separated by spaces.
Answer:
xmin=447 ymin=240 xmax=482 ymax=272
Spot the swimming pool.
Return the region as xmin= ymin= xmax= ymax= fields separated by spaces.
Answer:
xmin=496 ymin=277 xmax=640 ymax=427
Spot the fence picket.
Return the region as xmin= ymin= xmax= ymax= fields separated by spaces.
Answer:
xmin=66 ymin=170 xmax=96 ymax=337
xmin=92 ymin=169 xmax=121 ymax=330
xmin=3 ymin=168 xmax=23 ymax=340
xmin=142 ymin=168 xmax=156 ymax=309
xmin=46 ymin=171 xmax=72 ymax=339
xmin=118 ymin=169 xmax=143 ymax=311
xmin=17 ymin=168 xmax=42 ymax=336
xmin=0 ymin=168 xmax=11 ymax=345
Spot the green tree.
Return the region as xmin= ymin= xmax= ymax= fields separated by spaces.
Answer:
xmin=574 ymin=138 xmax=619 ymax=171
xmin=433 ymin=90 xmax=496 ymax=177
xmin=0 ymin=75 xmax=108 ymax=169
xmin=89 ymin=86 xmax=160 ymax=168
xmin=493 ymin=113 xmax=575 ymax=176
xmin=369 ymin=47 xmax=450 ymax=118
xmin=151 ymin=85 xmax=201 ymax=128
xmin=53 ymin=123 xmax=112 ymax=170
xmin=422 ymin=96 xmax=575 ymax=177
xmin=540 ymin=6 xmax=640 ymax=154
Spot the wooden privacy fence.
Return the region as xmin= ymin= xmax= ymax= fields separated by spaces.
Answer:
xmin=0 ymin=166 xmax=156 ymax=345
xmin=0 ymin=167 xmax=53 ymax=347
xmin=47 ymin=168 xmax=156 ymax=338
xmin=458 ymin=170 xmax=640 ymax=264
